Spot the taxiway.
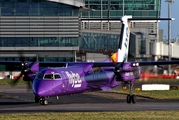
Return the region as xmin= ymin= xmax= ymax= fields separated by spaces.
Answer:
xmin=0 ymin=85 xmax=179 ymax=113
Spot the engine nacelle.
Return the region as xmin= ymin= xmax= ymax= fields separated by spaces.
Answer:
xmin=23 ymin=62 xmax=39 ymax=82
xmin=115 ymin=62 xmax=140 ymax=82
xmin=29 ymin=62 xmax=39 ymax=72
xmin=122 ymin=62 xmax=139 ymax=71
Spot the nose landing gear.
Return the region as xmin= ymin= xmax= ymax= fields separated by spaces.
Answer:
xmin=39 ymin=97 xmax=48 ymax=105
xmin=35 ymin=96 xmax=48 ymax=105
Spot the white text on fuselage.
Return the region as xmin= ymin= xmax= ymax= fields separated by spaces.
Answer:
xmin=65 ymin=71 xmax=82 ymax=88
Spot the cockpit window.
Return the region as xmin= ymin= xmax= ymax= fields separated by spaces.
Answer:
xmin=43 ymin=73 xmax=62 ymax=80
xmin=35 ymin=73 xmax=43 ymax=79
xmin=54 ymin=74 xmax=61 ymax=79
xmin=44 ymin=74 xmax=53 ymax=79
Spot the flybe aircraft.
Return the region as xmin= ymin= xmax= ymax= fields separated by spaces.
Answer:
xmin=0 ymin=16 xmax=177 ymax=105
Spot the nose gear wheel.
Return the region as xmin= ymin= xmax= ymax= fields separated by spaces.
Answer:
xmin=39 ymin=97 xmax=48 ymax=105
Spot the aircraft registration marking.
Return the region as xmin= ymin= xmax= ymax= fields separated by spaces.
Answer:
xmin=65 ymin=71 xmax=82 ymax=88
xmin=124 ymin=27 xmax=129 ymax=49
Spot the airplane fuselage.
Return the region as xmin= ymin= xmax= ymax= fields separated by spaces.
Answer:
xmin=33 ymin=66 xmax=119 ymax=98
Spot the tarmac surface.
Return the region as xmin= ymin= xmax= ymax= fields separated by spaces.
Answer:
xmin=0 ymin=84 xmax=179 ymax=113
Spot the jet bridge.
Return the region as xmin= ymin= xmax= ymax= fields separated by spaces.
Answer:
xmin=150 ymin=42 xmax=179 ymax=59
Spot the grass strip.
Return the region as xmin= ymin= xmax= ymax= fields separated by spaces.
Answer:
xmin=1 ymin=111 xmax=179 ymax=120
xmin=0 ymin=79 xmax=26 ymax=85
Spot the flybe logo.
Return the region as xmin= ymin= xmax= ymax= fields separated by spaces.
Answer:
xmin=65 ymin=71 xmax=82 ymax=88
xmin=124 ymin=27 xmax=129 ymax=48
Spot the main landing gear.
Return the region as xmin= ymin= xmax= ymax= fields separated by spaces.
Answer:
xmin=126 ymin=83 xmax=136 ymax=104
xmin=35 ymin=96 xmax=48 ymax=105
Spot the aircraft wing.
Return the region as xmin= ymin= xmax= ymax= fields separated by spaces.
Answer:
xmin=137 ymin=60 xmax=179 ymax=66
xmin=27 ymin=60 xmax=179 ymax=66
xmin=0 ymin=60 xmax=179 ymax=68
xmin=71 ymin=60 xmax=179 ymax=67
xmin=0 ymin=61 xmax=65 ymax=67
xmin=70 ymin=60 xmax=179 ymax=67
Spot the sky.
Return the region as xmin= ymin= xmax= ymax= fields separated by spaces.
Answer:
xmin=159 ymin=0 xmax=179 ymax=39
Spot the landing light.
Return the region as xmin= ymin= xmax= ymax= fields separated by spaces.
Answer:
xmin=132 ymin=63 xmax=136 ymax=67
xmin=132 ymin=63 xmax=139 ymax=67
xmin=136 ymin=63 xmax=139 ymax=66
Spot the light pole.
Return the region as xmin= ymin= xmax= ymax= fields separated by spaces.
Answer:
xmin=165 ymin=0 xmax=174 ymax=74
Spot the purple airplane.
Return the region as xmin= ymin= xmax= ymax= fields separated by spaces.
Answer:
xmin=0 ymin=16 xmax=178 ymax=105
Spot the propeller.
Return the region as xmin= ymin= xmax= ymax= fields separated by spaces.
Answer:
xmin=114 ymin=60 xmax=125 ymax=74
xmin=110 ymin=59 xmax=126 ymax=81
xmin=11 ymin=51 xmax=36 ymax=90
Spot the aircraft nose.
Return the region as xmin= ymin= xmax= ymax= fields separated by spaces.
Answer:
xmin=32 ymin=79 xmax=63 ymax=97
xmin=33 ymin=86 xmax=45 ymax=96
xmin=33 ymin=81 xmax=48 ymax=96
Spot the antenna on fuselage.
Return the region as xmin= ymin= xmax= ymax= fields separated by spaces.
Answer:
xmin=65 ymin=63 xmax=68 ymax=68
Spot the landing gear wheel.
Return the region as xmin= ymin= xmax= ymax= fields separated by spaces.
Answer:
xmin=35 ymin=96 xmax=39 ymax=103
xmin=131 ymin=95 xmax=136 ymax=104
xmin=43 ymin=99 xmax=48 ymax=105
xmin=126 ymin=94 xmax=131 ymax=103
xmin=126 ymin=94 xmax=137 ymax=104
xmin=39 ymin=98 xmax=48 ymax=105
xmin=126 ymin=82 xmax=137 ymax=104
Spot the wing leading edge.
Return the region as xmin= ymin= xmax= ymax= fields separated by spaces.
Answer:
xmin=0 ymin=60 xmax=179 ymax=68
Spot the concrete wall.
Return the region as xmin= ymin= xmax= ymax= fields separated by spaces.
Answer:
xmin=86 ymin=53 xmax=108 ymax=62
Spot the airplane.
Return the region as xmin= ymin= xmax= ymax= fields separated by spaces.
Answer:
xmin=0 ymin=16 xmax=177 ymax=105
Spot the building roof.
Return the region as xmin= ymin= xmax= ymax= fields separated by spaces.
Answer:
xmin=46 ymin=0 xmax=85 ymax=7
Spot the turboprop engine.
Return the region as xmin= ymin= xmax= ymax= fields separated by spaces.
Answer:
xmin=114 ymin=62 xmax=140 ymax=83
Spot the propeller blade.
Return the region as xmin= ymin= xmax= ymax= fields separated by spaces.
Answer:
xmin=17 ymin=50 xmax=25 ymax=63
xmin=27 ymin=81 xmax=32 ymax=91
xmin=10 ymin=51 xmax=36 ymax=91
xmin=11 ymin=72 xmax=23 ymax=86
xmin=119 ymin=59 xmax=125 ymax=67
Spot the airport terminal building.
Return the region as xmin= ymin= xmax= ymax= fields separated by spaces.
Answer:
xmin=0 ymin=0 xmax=162 ymax=70
xmin=0 ymin=0 xmax=84 ymax=64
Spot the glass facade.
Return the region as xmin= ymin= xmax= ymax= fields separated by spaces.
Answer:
xmin=129 ymin=33 xmax=136 ymax=55
xmin=80 ymin=32 xmax=120 ymax=51
xmin=0 ymin=0 xmax=79 ymax=47
xmin=139 ymin=38 xmax=146 ymax=54
xmin=80 ymin=32 xmax=136 ymax=52
xmin=0 ymin=0 xmax=78 ymax=16
xmin=0 ymin=57 xmax=74 ymax=71
xmin=0 ymin=57 xmax=73 ymax=62
xmin=0 ymin=0 xmax=80 ymax=70
xmin=0 ymin=37 xmax=78 ymax=47
xmin=82 ymin=0 xmax=161 ymax=18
